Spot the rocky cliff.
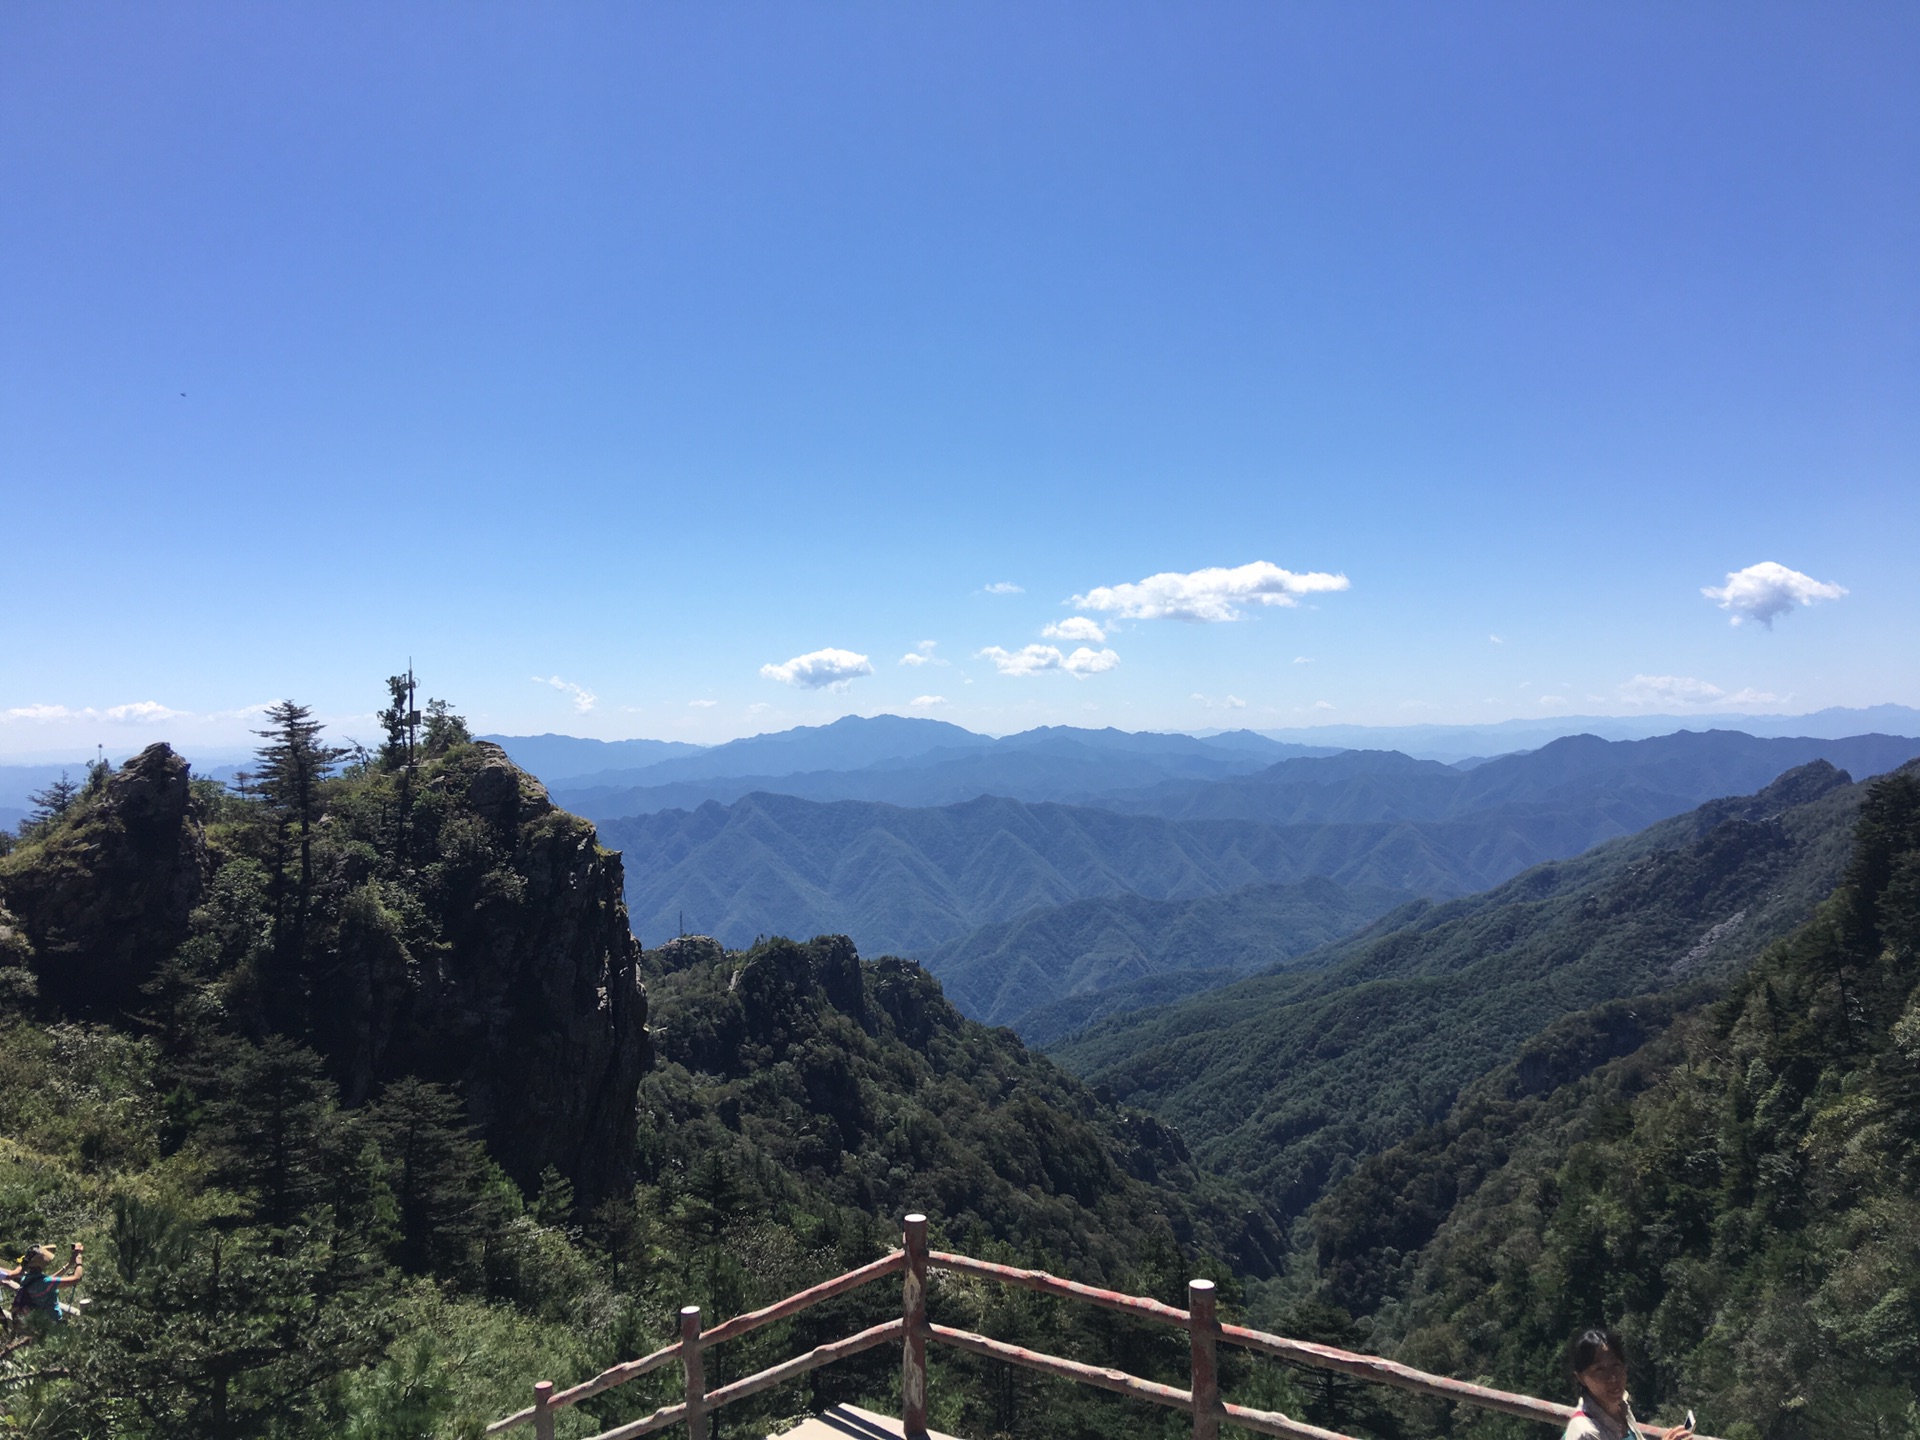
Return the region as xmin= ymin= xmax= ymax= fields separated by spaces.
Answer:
xmin=0 ymin=743 xmax=208 ymax=1017
xmin=0 ymin=739 xmax=650 ymax=1204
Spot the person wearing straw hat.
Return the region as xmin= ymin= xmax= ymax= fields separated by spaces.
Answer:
xmin=3 ymin=1243 xmax=83 ymax=1332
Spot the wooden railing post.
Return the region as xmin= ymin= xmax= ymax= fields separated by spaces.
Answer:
xmin=681 ymin=1305 xmax=708 ymax=1440
xmin=902 ymin=1214 xmax=930 ymax=1440
xmin=1188 ymin=1280 xmax=1219 ymax=1440
xmin=531 ymin=1380 xmax=556 ymax=1440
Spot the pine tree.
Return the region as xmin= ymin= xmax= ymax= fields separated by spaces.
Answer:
xmin=252 ymin=701 xmax=347 ymax=990
xmin=421 ymin=699 xmax=470 ymax=757
xmin=365 ymin=1077 xmax=488 ymax=1282
xmin=376 ymin=671 xmax=419 ymax=860
xmin=201 ymin=1037 xmax=340 ymax=1232
xmin=25 ymin=770 xmax=81 ymax=831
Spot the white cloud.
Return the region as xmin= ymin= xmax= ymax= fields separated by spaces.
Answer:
xmin=759 ymin=648 xmax=875 ymax=691
xmin=1043 ymin=616 xmax=1107 ymax=643
xmin=688 ymin=699 xmax=718 ymax=709
xmin=977 ymin=644 xmax=1120 ymax=678
xmin=1293 ymin=656 xmax=1314 ymax=665
xmin=4 ymin=701 xmax=184 ymax=724
xmin=979 ymin=645 xmax=1062 ymax=677
xmin=899 ymin=641 xmax=947 ymax=667
xmin=982 ymin=582 xmax=1024 ymax=595
xmin=1617 ymin=674 xmax=1789 ymax=710
xmin=1064 ymin=647 xmax=1120 ymax=675
xmin=533 ymin=675 xmax=597 ymax=714
xmin=1489 ymin=634 xmax=1504 ymax=645
xmin=105 ymin=701 xmax=183 ymax=723
xmin=1072 ymin=561 xmax=1349 ymax=622
xmin=1192 ymin=693 xmax=1248 ymax=710
xmin=1538 ymin=695 xmax=1569 ymax=707
xmin=1313 ymin=700 xmax=1335 ymax=710
xmin=1620 ymin=674 xmax=1726 ymax=706
xmin=1702 ymin=561 xmax=1846 ymax=628
xmin=909 ymin=695 xmax=949 ymax=708
xmin=211 ymin=698 xmax=278 ymax=721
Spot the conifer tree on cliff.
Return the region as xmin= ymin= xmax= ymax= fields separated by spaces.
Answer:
xmin=376 ymin=669 xmax=419 ymax=860
xmin=253 ymin=701 xmax=346 ymax=996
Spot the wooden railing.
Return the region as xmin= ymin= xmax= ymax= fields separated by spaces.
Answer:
xmin=487 ymin=1214 xmax=1717 ymax=1440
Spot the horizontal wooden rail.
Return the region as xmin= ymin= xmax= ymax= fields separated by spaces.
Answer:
xmin=704 ymin=1319 xmax=905 ymax=1412
xmin=929 ymin=1250 xmax=1191 ymax=1327
xmin=1223 ymin=1322 xmax=1575 ymax=1428
xmin=929 ymin=1322 xmax=1192 ymax=1410
xmin=1221 ymin=1325 xmax=1721 ymax=1440
xmin=701 ymin=1251 xmax=905 ymax=1348
xmin=1221 ymin=1399 xmax=1360 ymax=1440
xmin=578 ymin=1398 xmax=689 ymax=1440
xmin=558 ymin=1341 xmax=682 ymax=1411
xmin=485 ymin=1344 xmax=682 ymax=1433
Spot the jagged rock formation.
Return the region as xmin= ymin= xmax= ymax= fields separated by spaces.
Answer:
xmin=0 ymin=743 xmax=208 ymax=1016
xmin=0 ymin=739 xmax=650 ymax=1203
xmin=362 ymin=741 xmax=650 ymax=1204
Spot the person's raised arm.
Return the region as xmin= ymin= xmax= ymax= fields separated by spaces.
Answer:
xmin=52 ymin=1244 xmax=82 ymax=1287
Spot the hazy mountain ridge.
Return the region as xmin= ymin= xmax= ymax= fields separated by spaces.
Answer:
xmin=596 ymin=732 xmax=1920 ymax=973
xmin=1244 ymin=703 xmax=1920 ymax=760
xmin=555 ymin=736 xmax=1308 ymax=818
xmin=1098 ymin=730 xmax=1920 ymax=824
xmin=535 ymin=723 xmax=1339 ymax=818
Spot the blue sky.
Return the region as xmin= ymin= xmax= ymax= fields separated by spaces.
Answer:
xmin=3 ymin=2 xmax=1915 ymax=756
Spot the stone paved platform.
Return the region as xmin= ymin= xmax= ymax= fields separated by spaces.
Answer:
xmin=766 ymin=1402 xmax=968 ymax=1440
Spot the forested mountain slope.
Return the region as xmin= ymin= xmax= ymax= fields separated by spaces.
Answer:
xmin=922 ymin=876 xmax=1414 ymax=1029
xmin=641 ymin=932 xmax=1280 ymax=1278
xmin=1305 ymin=763 xmax=1920 ymax=1440
xmin=1052 ymin=761 xmax=1869 ymax=1224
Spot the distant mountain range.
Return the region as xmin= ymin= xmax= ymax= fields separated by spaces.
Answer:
xmin=550 ymin=727 xmax=1340 ymax=818
xmin=483 ymin=704 xmax=1920 ymax=793
xmin=1093 ymin=730 xmax=1920 ymax=824
xmin=596 ymin=731 xmax=1920 ymax=973
xmin=486 ymin=710 xmax=1920 ymax=820
xmin=1234 ymin=703 xmax=1920 ymax=760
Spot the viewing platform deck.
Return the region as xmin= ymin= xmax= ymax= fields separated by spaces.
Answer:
xmin=767 ymin=1404 xmax=966 ymax=1440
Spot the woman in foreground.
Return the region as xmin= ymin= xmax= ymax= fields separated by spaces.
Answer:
xmin=1563 ymin=1328 xmax=1695 ymax=1440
